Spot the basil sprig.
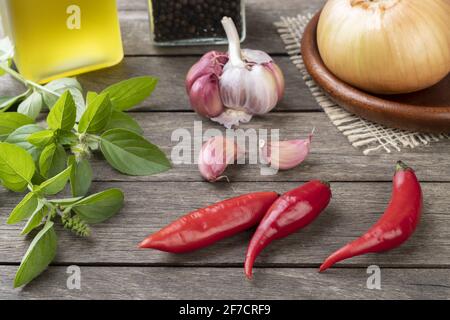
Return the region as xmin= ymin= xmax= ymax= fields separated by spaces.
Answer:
xmin=0 ymin=40 xmax=171 ymax=287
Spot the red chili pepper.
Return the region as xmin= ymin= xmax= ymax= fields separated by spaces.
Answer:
xmin=139 ymin=192 xmax=279 ymax=253
xmin=319 ymin=161 xmax=422 ymax=272
xmin=244 ymin=181 xmax=332 ymax=279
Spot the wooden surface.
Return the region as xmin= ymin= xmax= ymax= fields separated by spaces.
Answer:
xmin=1 ymin=0 xmax=449 ymax=300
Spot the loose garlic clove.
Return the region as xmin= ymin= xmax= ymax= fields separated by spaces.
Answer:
xmin=261 ymin=134 xmax=313 ymax=171
xmin=198 ymin=136 xmax=243 ymax=182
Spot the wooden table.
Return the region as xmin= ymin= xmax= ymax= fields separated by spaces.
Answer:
xmin=1 ymin=0 xmax=449 ymax=300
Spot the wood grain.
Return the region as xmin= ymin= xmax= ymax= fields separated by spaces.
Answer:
xmin=0 ymin=56 xmax=317 ymax=112
xmin=80 ymin=112 xmax=450 ymax=183
xmin=1 ymin=182 xmax=449 ymax=266
xmin=1 ymin=266 xmax=448 ymax=300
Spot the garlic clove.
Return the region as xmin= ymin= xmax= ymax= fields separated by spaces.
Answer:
xmin=198 ymin=136 xmax=243 ymax=182
xmin=220 ymin=64 xmax=279 ymax=115
xmin=186 ymin=51 xmax=228 ymax=92
xmin=261 ymin=134 xmax=313 ymax=171
xmin=265 ymin=62 xmax=285 ymax=100
xmin=189 ymin=74 xmax=224 ymax=118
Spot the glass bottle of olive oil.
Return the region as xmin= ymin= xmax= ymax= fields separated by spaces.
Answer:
xmin=0 ymin=0 xmax=123 ymax=83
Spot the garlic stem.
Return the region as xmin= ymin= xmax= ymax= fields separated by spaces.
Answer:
xmin=221 ymin=17 xmax=245 ymax=68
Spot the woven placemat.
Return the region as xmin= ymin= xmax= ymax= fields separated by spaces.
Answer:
xmin=275 ymin=14 xmax=448 ymax=155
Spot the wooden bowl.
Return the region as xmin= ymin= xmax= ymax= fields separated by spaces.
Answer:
xmin=301 ymin=12 xmax=450 ymax=133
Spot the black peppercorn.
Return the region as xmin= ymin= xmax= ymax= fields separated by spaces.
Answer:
xmin=151 ymin=0 xmax=243 ymax=43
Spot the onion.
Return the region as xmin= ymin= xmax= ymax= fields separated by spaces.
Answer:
xmin=317 ymin=0 xmax=450 ymax=94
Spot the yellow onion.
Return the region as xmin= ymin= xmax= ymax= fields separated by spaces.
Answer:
xmin=317 ymin=0 xmax=450 ymax=94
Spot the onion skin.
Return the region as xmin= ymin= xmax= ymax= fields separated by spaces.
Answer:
xmin=317 ymin=0 xmax=450 ymax=94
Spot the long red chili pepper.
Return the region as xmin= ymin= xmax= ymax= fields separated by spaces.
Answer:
xmin=244 ymin=181 xmax=332 ymax=279
xmin=319 ymin=161 xmax=422 ymax=272
xmin=139 ymin=192 xmax=279 ymax=253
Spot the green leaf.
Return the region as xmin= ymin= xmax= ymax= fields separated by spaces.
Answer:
xmin=47 ymin=91 xmax=76 ymax=131
xmin=17 ymin=91 xmax=43 ymax=120
xmin=0 ymin=142 xmax=35 ymax=192
xmin=0 ymin=90 xmax=31 ymax=112
xmin=101 ymin=76 xmax=158 ymax=111
xmin=104 ymin=110 xmax=143 ymax=134
xmin=39 ymin=143 xmax=67 ymax=179
xmin=68 ymin=156 xmax=92 ymax=197
xmin=78 ymin=93 xmax=112 ymax=134
xmin=100 ymin=128 xmax=171 ymax=176
xmin=27 ymin=129 xmax=55 ymax=148
xmin=5 ymin=124 xmax=44 ymax=162
xmin=21 ymin=203 xmax=47 ymax=235
xmin=7 ymin=192 xmax=38 ymax=225
xmin=0 ymin=112 xmax=34 ymax=141
xmin=86 ymin=91 xmax=98 ymax=105
xmin=48 ymin=197 xmax=83 ymax=205
xmin=56 ymin=130 xmax=78 ymax=146
xmin=72 ymin=188 xmax=124 ymax=224
xmin=43 ymin=78 xmax=85 ymax=120
xmin=37 ymin=165 xmax=72 ymax=195
xmin=14 ymin=220 xmax=57 ymax=288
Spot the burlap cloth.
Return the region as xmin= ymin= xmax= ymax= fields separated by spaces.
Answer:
xmin=275 ymin=14 xmax=448 ymax=155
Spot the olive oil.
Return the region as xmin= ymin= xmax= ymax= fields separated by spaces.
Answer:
xmin=0 ymin=0 xmax=123 ymax=83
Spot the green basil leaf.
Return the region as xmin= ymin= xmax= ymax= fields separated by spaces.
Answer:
xmin=17 ymin=91 xmax=43 ymax=120
xmin=0 ymin=142 xmax=35 ymax=192
xmin=100 ymin=128 xmax=171 ymax=176
xmin=47 ymin=91 xmax=76 ymax=131
xmin=0 ymin=112 xmax=34 ymax=141
xmin=43 ymin=78 xmax=85 ymax=121
xmin=27 ymin=129 xmax=55 ymax=148
xmin=68 ymin=156 xmax=92 ymax=197
xmin=104 ymin=110 xmax=143 ymax=134
xmin=72 ymin=188 xmax=124 ymax=224
xmin=21 ymin=203 xmax=47 ymax=235
xmin=14 ymin=220 xmax=57 ymax=288
xmin=39 ymin=143 xmax=67 ymax=179
xmin=5 ymin=124 xmax=44 ymax=162
xmin=86 ymin=91 xmax=98 ymax=105
xmin=101 ymin=76 xmax=158 ymax=111
xmin=56 ymin=130 xmax=78 ymax=146
xmin=0 ymin=90 xmax=31 ymax=112
xmin=38 ymin=165 xmax=72 ymax=195
xmin=7 ymin=192 xmax=38 ymax=225
xmin=78 ymin=93 xmax=112 ymax=134
xmin=48 ymin=197 xmax=83 ymax=205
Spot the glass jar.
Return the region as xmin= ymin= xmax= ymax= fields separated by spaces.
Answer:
xmin=0 ymin=0 xmax=124 ymax=83
xmin=148 ymin=0 xmax=246 ymax=46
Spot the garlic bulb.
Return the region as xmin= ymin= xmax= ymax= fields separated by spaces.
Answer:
xmin=186 ymin=17 xmax=285 ymax=128
xmin=198 ymin=136 xmax=243 ymax=182
xmin=260 ymin=133 xmax=313 ymax=171
xmin=317 ymin=0 xmax=450 ymax=94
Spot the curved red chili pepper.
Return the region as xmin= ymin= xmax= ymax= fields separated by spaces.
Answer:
xmin=139 ymin=192 xmax=279 ymax=253
xmin=244 ymin=181 xmax=332 ymax=279
xmin=319 ymin=161 xmax=423 ymax=272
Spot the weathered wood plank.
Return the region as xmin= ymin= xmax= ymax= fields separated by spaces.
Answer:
xmin=117 ymin=0 xmax=326 ymax=56
xmin=1 ymin=266 xmax=448 ymax=299
xmin=1 ymin=182 xmax=449 ymax=266
xmin=0 ymin=56 xmax=317 ymax=112
xmin=84 ymin=112 xmax=450 ymax=183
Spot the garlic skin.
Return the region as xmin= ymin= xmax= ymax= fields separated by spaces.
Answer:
xmin=261 ymin=134 xmax=312 ymax=171
xmin=198 ymin=136 xmax=243 ymax=182
xmin=186 ymin=51 xmax=228 ymax=118
xmin=317 ymin=0 xmax=450 ymax=94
